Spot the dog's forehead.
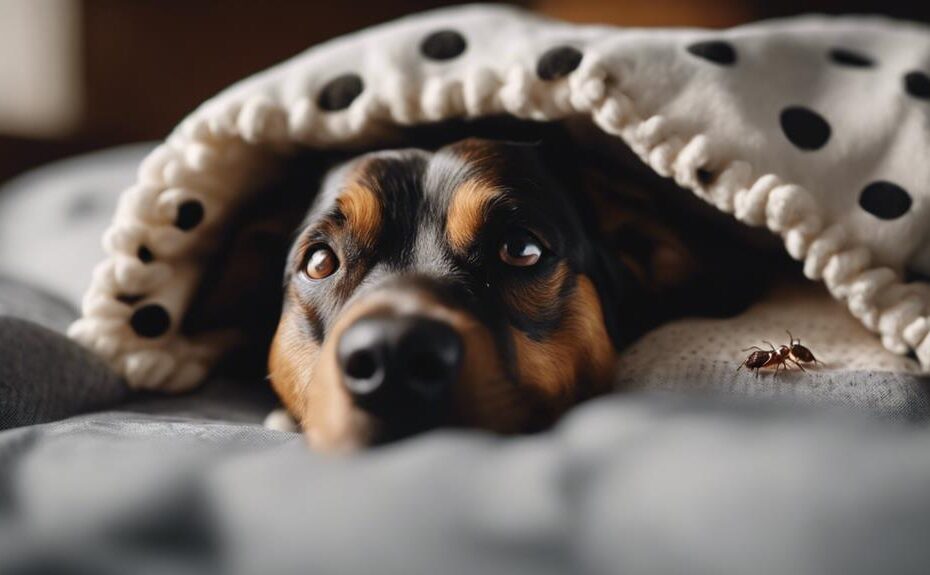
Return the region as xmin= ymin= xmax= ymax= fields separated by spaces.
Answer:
xmin=311 ymin=139 xmax=545 ymax=214
xmin=314 ymin=149 xmax=429 ymax=211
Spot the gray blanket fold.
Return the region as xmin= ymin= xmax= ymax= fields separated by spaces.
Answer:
xmin=0 ymin=316 xmax=129 ymax=431
xmin=2 ymin=396 xmax=930 ymax=575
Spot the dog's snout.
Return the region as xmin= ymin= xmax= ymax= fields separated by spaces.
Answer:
xmin=337 ymin=315 xmax=463 ymax=420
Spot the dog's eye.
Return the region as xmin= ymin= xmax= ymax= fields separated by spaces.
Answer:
xmin=499 ymin=228 xmax=544 ymax=267
xmin=305 ymin=245 xmax=339 ymax=280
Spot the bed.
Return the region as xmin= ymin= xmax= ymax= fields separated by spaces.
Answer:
xmin=2 ymin=142 xmax=929 ymax=574
xmin=3 ymin=5 xmax=930 ymax=573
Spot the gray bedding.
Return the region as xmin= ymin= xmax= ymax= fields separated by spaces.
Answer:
xmin=3 ymin=146 xmax=930 ymax=574
xmin=2 ymin=277 xmax=930 ymax=575
xmin=3 ymin=394 xmax=930 ymax=575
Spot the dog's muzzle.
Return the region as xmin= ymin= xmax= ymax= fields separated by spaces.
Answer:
xmin=337 ymin=314 xmax=463 ymax=437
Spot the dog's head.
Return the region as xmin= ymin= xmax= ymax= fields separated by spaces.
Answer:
xmin=269 ymin=138 xmax=631 ymax=450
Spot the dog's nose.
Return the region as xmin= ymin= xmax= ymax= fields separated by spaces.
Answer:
xmin=337 ymin=315 xmax=462 ymax=420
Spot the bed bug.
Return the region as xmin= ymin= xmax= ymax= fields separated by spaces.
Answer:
xmin=737 ymin=342 xmax=792 ymax=376
xmin=737 ymin=332 xmax=822 ymax=376
xmin=786 ymin=331 xmax=821 ymax=369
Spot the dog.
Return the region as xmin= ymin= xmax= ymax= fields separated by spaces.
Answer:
xmin=256 ymin=135 xmax=775 ymax=451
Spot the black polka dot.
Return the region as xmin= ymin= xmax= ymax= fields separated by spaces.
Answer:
xmin=904 ymin=71 xmax=930 ymax=100
xmin=859 ymin=181 xmax=913 ymax=220
xmin=696 ymin=167 xmax=716 ymax=186
xmin=828 ymin=48 xmax=875 ymax=68
xmin=317 ymin=74 xmax=364 ymax=111
xmin=420 ymin=30 xmax=466 ymax=61
xmin=779 ymin=106 xmax=831 ymax=151
xmin=686 ymin=40 xmax=737 ymax=65
xmin=130 ymin=304 xmax=171 ymax=338
xmin=536 ymin=46 xmax=583 ymax=81
xmin=137 ymin=245 xmax=154 ymax=263
xmin=174 ymin=200 xmax=204 ymax=231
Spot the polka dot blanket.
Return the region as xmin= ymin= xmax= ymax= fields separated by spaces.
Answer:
xmin=69 ymin=4 xmax=930 ymax=391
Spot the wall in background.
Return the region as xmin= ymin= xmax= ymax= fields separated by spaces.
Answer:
xmin=0 ymin=0 xmax=481 ymax=183
xmin=1 ymin=0 xmax=927 ymax=184
xmin=0 ymin=0 xmax=81 ymax=139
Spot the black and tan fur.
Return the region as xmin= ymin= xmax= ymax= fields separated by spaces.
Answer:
xmin=252 ymin=133 xmax=775 ymax=451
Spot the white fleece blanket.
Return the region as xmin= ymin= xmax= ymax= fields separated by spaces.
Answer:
xmin=69 ymin=5 xmax=930 ymax=391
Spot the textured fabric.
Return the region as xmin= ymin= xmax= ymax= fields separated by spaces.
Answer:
xmin=0 ymin=276 xmax=127 ymax=429
xmin=619 ymin=279 xmax=930 ymax=419
xmin=117 ymin=375 xmax=280 ymax=425
xmin=66 ymin=6 xmax=930 ymax=391
xmin=3 ymin=395 xmax=930 ymax=575
xmin=0 ymin=272 xmax=276 ymax=431
xmin=0 ymin=317 xmax=129 ymax=431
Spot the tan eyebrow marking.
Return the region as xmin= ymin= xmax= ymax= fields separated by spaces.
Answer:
xmin=337 ymin=180 xmax=382 ymax=249
xmin=446 ymin=178 xmax=506 ymax=253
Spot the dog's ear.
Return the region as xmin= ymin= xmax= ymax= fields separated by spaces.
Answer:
xmin=181 ymin=153 xmax=338 ymax=379
xmin=585 ymin=240 xmax=651 ymax=349
xmin=532 ymin=133 xmax=698 ymax=286
xmin=568 ymin=135 xmax=780 ymax=324
xmin=182 ymin=215 xmax=296 ymax=335
xmin=574 ymin=152 xmax=700 ymax=286
xmin=536 ymin=136 xmax=708 ymax=346
xmin=577 ymin=194 xmax=702 ymax=348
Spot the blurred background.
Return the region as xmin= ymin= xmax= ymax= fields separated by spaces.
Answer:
xmin=2 ymin=0 xmax=929 ymax=184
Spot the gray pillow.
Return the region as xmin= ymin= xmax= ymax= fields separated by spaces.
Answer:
xmin=0 ymin=275 xmax=78 ymax=333
xmin=0 ymin=143 xmax=155 ymax=309
xmin=0 ymin=277 xmax=128 ymax=430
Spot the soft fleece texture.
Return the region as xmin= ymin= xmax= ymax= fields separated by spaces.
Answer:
xmin=0 ymin=277 xmax=128 ymax=430
xmin=68 ymin=5 xmax=930 ymax=391
xmin=4 ymin=395 xmax=930 ymax=575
